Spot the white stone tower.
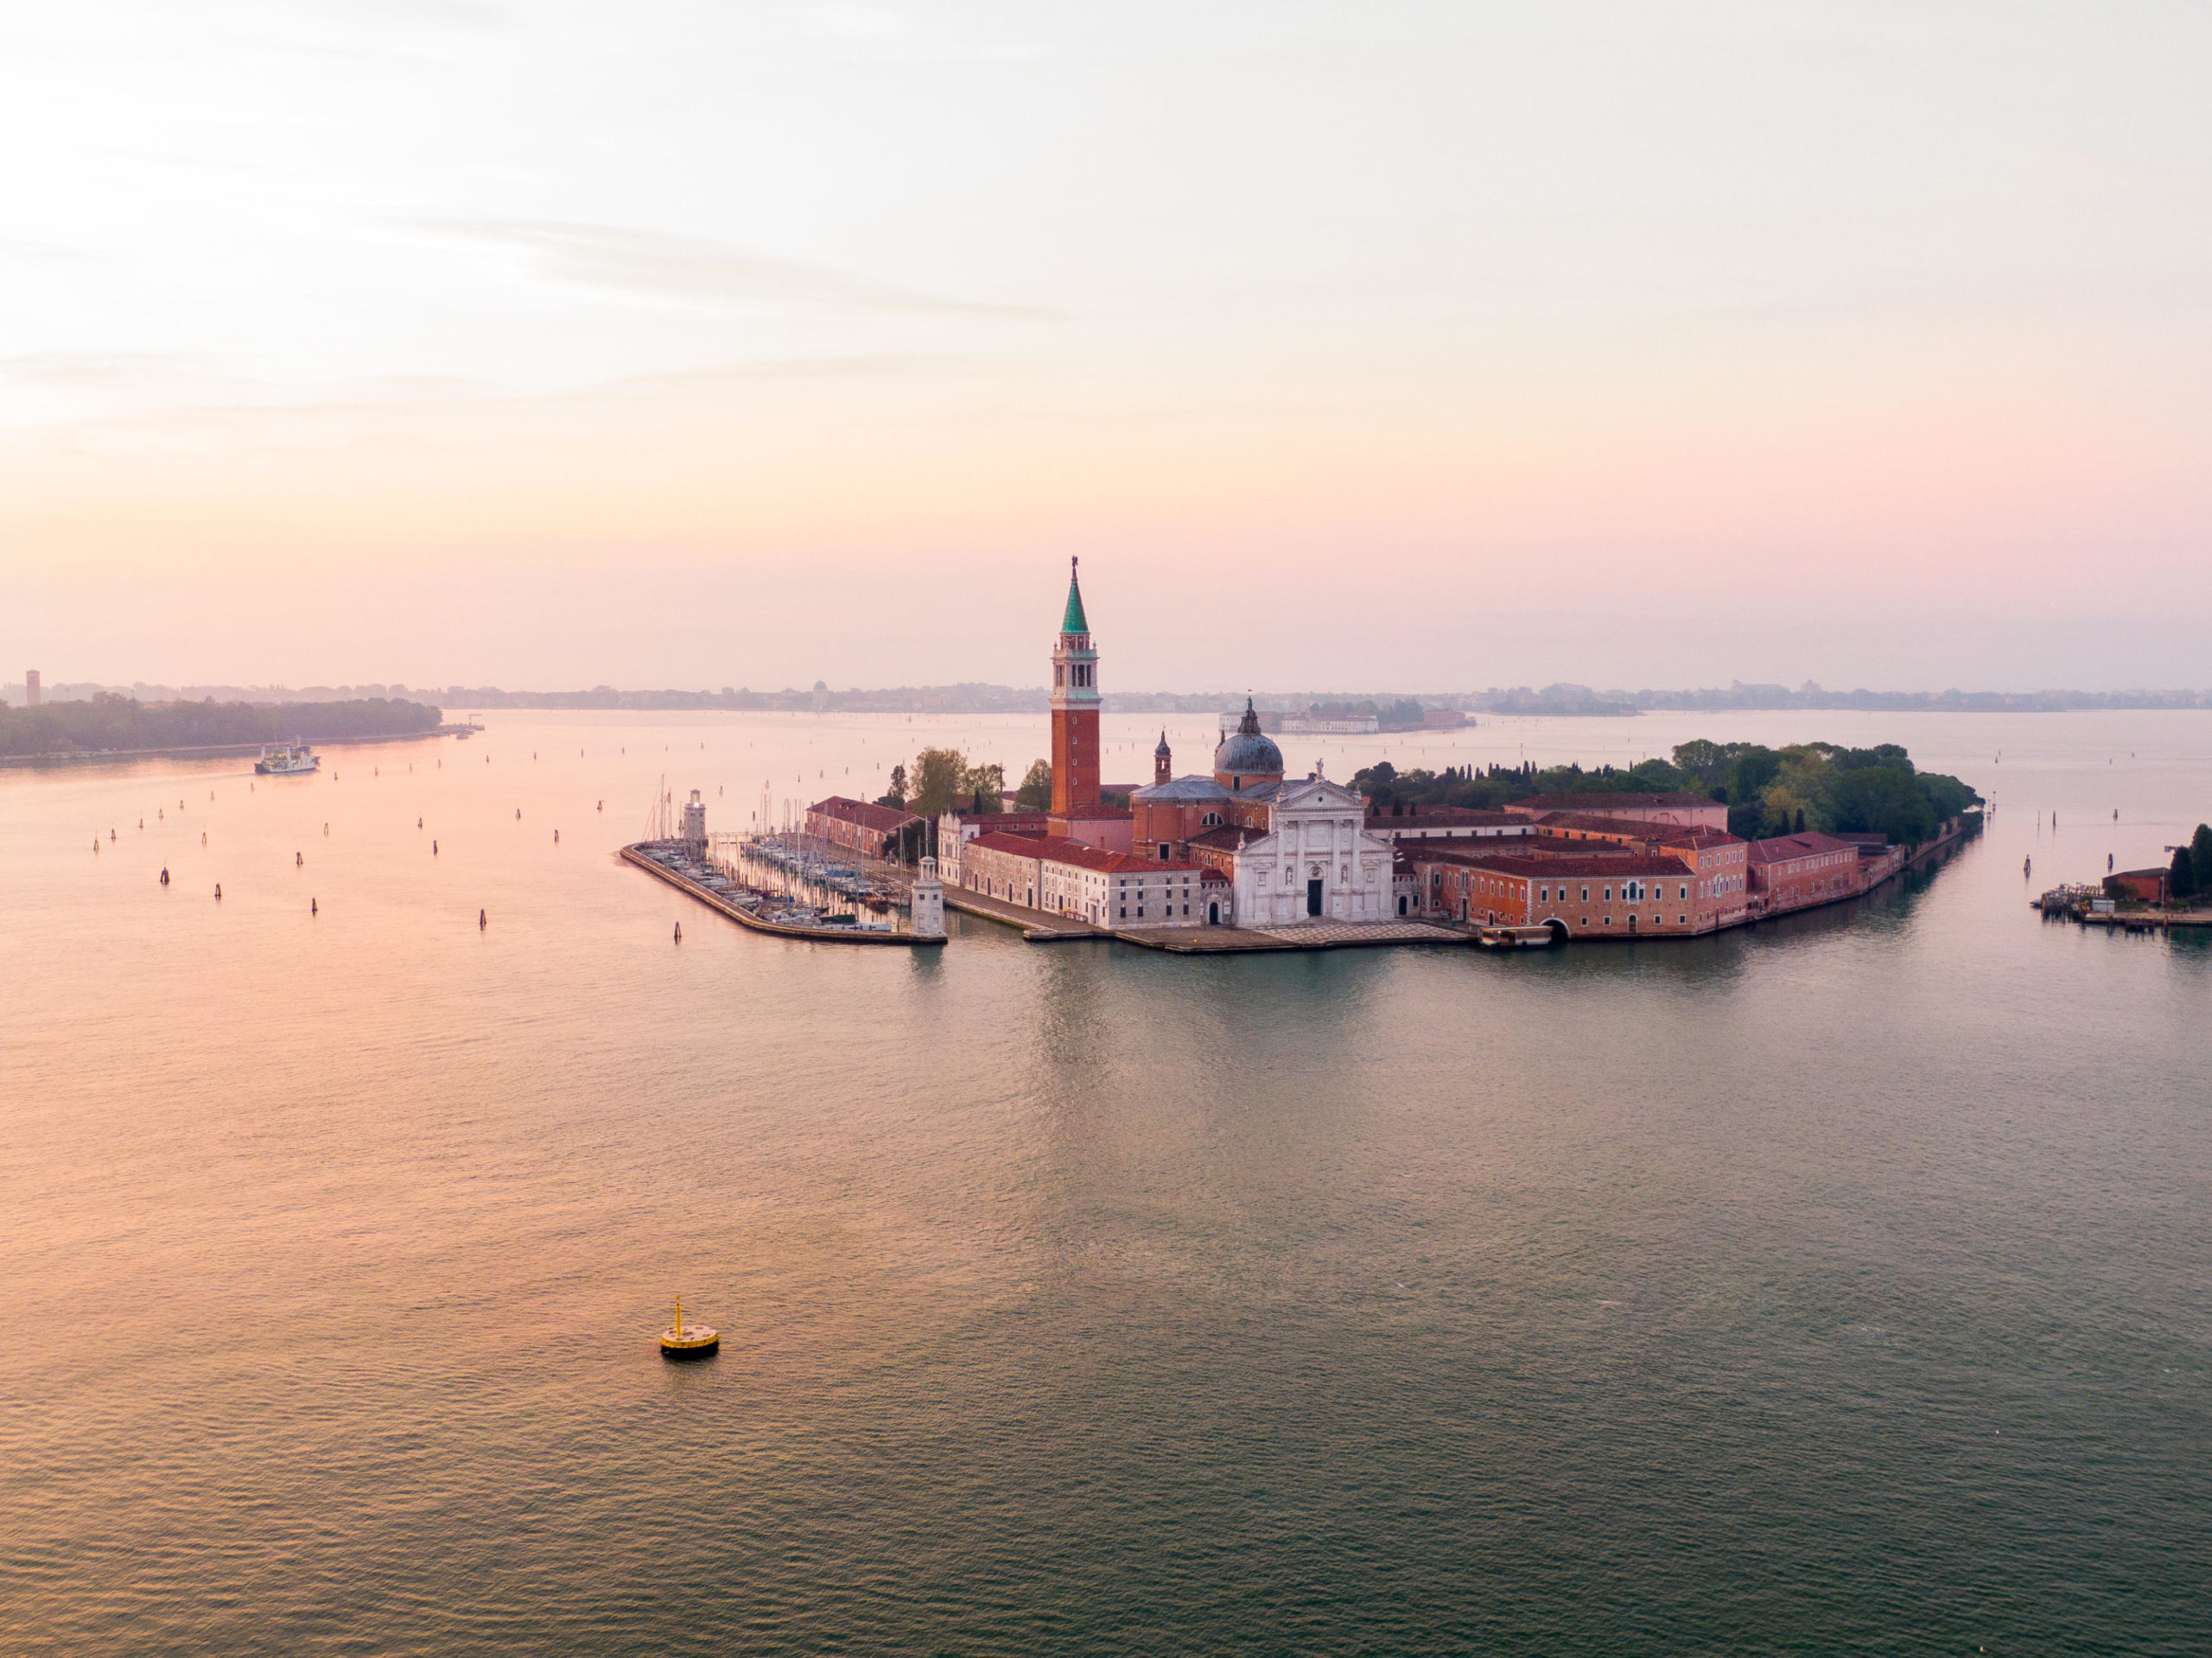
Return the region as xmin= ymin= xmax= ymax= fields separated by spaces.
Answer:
xmin=911 ymin=855 xmax=945 ymax=937
xmin=681 ymin=788 xmax=707 ymax=848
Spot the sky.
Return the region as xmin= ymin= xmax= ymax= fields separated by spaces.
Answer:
xmin=2 ymin=1 xmax=2208 ymax=695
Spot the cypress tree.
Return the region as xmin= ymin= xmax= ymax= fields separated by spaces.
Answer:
xmin=2169 ymin=845 xmax=2194 ymax=901
xmin=1794 ymin=808 xmax=1806 ymax=835
xmin=2192 ymin=824 xmax=2212 ymax=899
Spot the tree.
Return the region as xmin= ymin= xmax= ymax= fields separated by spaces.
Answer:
xmin=2170 ymin=845 xmax=2195 ymax=902
xmin=906 ymin=747 xmax=970 ymax=816
xmin=1015 ymin=759 xmax=1052 ymax=810
xmin=2192 ymin=825 xmax=2212 ymax=900
xmin=1761 ymin=784 xmax=1812 ymax=837
xmin=874 ymin=763 xmax=908 ymax=810
xmin=963 ymin=761 xmax=1006 ymax=812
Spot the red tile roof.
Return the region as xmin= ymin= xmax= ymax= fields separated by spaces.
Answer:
xmin=1041 ymin=837 xmax=1194 ymax=874
xmin=1746 ymin=831 xmax=1858 ymax=866
xmin=1409 ymin=851 xmax=1690 ymax=880
xmin=1535 ymin=812 xmax=1743 ymax=849
xmin=808 ymin=795 xmax=923 ymax=833
xmin=970 ymin=832 xmax=1189 ymax=874
xmin=967 ymin=830 xmax=1052 ymax=858
xmin=1507 ymin=792 xmax=1719 ymax=814
xmin=1366 ymin=804 xmax=1526 ymax=826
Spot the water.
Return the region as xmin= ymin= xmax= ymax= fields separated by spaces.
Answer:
xmin=3 ymin=710 xmax=2208 ymax=1655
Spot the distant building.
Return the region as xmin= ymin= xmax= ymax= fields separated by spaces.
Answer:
xmin=2106 ymin=867 xmax=2169 ymax=905
xmin=804 ymin=795 xmax=923 ymax=859
xmin=24 ymin=669 xmax=39 ymax=707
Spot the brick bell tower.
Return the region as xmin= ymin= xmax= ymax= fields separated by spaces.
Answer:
xmin=1049 ymin=556 xmax=1102 ymax=831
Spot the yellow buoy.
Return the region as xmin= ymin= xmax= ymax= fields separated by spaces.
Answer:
xmin=659 ymin=1295 xmax=718 ymax=1360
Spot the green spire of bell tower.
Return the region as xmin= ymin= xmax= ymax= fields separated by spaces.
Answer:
xmin=1060 ymin=556 xmax=1089 ymax=635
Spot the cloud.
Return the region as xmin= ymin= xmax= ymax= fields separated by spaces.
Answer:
xmin=397 ymin=218 xmax=1062 ymax=323
xmin=0 ymin=352 xmax=214 ymax=388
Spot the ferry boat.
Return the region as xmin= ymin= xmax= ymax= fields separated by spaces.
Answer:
xmin=254 ymin=743 xmax=321 ymax=776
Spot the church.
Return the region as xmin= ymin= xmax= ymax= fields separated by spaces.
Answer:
xmin=987 ymin=559 xmax=1397 ymax=928
xmin=1131 ymin=702 xmax=1396 ymax=925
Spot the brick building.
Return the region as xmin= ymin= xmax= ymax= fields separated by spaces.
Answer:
xmin=957 ymin=829 xmax=1200 ymax=924
xmin=1409 ymin=849 xmax=1730 ymax=936
xmin=935 ymin=810 xmax=1051 ymax=886
xmin=1747 ymin=831 xmax=1866 ymax=916
xmin=804 ymin=795 xmax=925 ymax=859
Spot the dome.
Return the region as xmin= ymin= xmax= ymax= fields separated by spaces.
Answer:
xmin=1212 ymin=700 xmax=1284 ymax=781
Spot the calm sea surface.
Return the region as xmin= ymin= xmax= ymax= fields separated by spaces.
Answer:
xmin=3 ymin=709 xmax=2208 ymax=1655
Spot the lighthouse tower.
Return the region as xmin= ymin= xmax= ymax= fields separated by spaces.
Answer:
xmin=1048 ymin=557 xmax=1102 ymax=834
xmin=910 ymin=855 xmax=945 ymax=937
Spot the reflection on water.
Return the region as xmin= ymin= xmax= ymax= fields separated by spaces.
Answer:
xmin=2 ymin=709 xmax=2208 ymax=1654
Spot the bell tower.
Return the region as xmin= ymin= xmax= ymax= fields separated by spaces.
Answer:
xmin=1154 ymin=729 xmax=1173 ymax=785
xmin=1049 ymin=557 xmax=1102 ymax=829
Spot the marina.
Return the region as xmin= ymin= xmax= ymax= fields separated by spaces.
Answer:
xmin=622 ymin=841 xmax=944 ymax=946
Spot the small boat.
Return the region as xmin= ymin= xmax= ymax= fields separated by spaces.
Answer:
xmin=254 ymin=743 xmax=320 ymax=776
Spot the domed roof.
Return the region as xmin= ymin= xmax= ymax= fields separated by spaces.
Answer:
xmin=1212 ymin=699 xmax=1284 ymax=779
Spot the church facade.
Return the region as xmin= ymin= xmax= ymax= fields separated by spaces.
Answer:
xmin=1130 ymin=714 xmax=1396 ymax=925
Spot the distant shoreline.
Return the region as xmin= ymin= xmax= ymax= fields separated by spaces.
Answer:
xmin=0 ymin=724 xmax=468 ymax=769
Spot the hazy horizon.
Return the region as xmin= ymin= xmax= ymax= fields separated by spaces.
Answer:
xmin=5 ymin=3 xmax=2208 ymax=693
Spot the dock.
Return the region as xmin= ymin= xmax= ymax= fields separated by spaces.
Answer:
xmin=944 ymin=886 xmax=1475 ymax=952
xmin=623 ymin=843 xmax=944 ymax=946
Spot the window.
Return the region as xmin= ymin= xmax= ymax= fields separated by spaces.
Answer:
xmin=1136 ymin=905 xmax=1143 ymax=918
xmin=1119 ymin=906 xmax=1126 ymax=918
xmin=1581 ymin=886 xmax=1589 ymax=900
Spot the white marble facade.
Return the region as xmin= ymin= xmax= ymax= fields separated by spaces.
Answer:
xmin=1229 ymin=776 xmax=1395 ymax=925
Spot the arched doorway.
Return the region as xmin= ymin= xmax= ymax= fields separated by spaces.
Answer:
xmin=1397 ymin=894 xmax=1408 ymax=916
xmin=1208 ymin=900 xmax=1219 ymax=925
xmin=1627 ymin=913 xmax=1637 ymax=932
xmin=1544 ymin=918 xmax=1568 ymax=945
